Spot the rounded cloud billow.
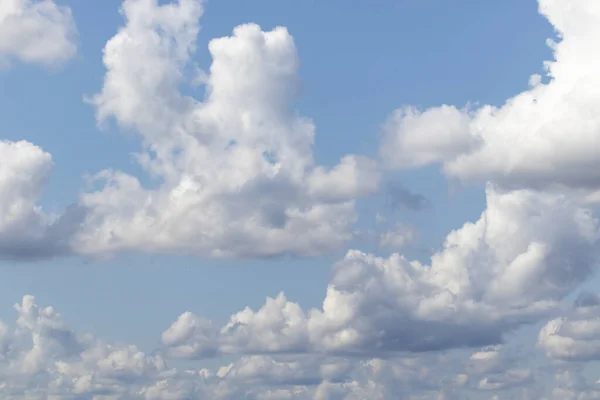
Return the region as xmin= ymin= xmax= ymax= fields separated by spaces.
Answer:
xmin=0 ymin=140 xmax=82 ymax=259
xmin=0 ymin=0 xmax=77 ymax=68
xmin=77 ymin=0 xmax=380 ymax=258
xmin=381 ymin=0 xmax=600 ymax=194
xmin=162 ymin=186 xmax=599 ymax=357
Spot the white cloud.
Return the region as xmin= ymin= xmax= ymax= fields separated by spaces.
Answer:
xmin=0 ymin=140 xmax=82 ymax=260
xmin=216 ymin=355 xmax=351 ymax=387
xmin=538 ymin=292 xmax=600 ymax=362
xmin=457 ymin=347 xmax=537 ymax=394
xmin=545 ymin=369 xmax=600 ymax=400
xmin=2 ymin=294 xmax=600 ymax=398
xmin=77 ymin=0 xmax=379 ymax=259
xmin=378 ymin=222 xmax=416 ymax=249
xmin=163 ymin=187 xmax=599 ymax=356
xmin=0 ymin=140 xmax=52 ymax=236
xmin=306 ymin=188 xmax=598 ymax=354
xmin=0 ymin=295 xmax=473 ymax=399
xmin=307 ymin=155 xmax=380 ymax=203
xmin=220 ymin=293 xmax=309 ymax=355
xmin=161 ymin=311 xmax=217 ymax=359
xmin=380 ymin=105 xmax=478 ymax=170
xmin=477 ymin=369 xmax=532 ymax=391
xmin=380 ymin=0 xmax=600 ymax=192
xmin=0 ymin=295 xmax=205 ymax=398
xmin=0 ymin=1 xmax=82 ymax=260
xmin=0 ymin=0 xmax=77 ymax=68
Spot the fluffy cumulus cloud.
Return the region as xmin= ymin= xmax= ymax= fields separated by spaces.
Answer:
xmin=0 ymin=295 xmax=581 ymax=399
xmin=0 ymin=140 xmax=83 ymax=260
xmin=75 ymin=0 xmax=380 ymax=259
xmin=0 ymin=141 xmax=52 ymax=248
xmin=163 ymin=186 xmax=599 ymax=357
xmin=0 ymin=0 xmax=77 ymax=68
xmin=6 ymin=295 xmax=600 ymax=399
xmin=0 ymin=296 xmax=473 ymax=399
xmin=161 ymin=311 xmax=218 ymax=359
xmin=538 ymin=292 xmax=600 ymax=362
xmin=304 ymin=187 xmax=597 ymax=354
xmin=380 ymin=0 xmax=600 ymax=192
xmin=0 ymin=295 xmax=182 ymax=398
xmin=0 ymin=1 xmax=81 ymax=259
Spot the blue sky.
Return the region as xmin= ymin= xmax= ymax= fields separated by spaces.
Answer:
xmin=0 ymin=0 xmax=599 ymax=398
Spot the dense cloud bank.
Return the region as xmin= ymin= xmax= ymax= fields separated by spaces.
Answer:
xmin=0 ymin=294 xmax=597 ymax=399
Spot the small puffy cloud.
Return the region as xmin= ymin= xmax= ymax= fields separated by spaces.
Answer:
xmin=476 ymin=369 xmax=532 ymax=391
xmin=220 ymin=293 xmax=309 ymax=355
xmin=164 ymin=187 xmax=599 ymax=356
xmin=380 ymin=0 xmax=600 ymax=192
xmin=378 ymin=223 xmax=417 ymax=249
xmin=465 ymin=348 xmax=505 ymax=378
xmin=546 ymin=369 xmax=600 ymax=400
xmin=0 ymin=4 xmax=82 ymax=261
xmin=467 ymin=348 xmax=535 ymax=393
xmin=0 ymin=140 xmax=83 ymax=260
xmin=538 ymin=292 xmax=600 ymax=362
xmin=0 ymin=140 xmax=53 ymax=235
xmin=0 ymin=0 xmax=77 ymax=68
xmin=380 ymin=105 xmax=478 ymax=170
xmin=217 ymin=355 xmax=351 ymax=387
xmin=0 ymin=295 xmax=186 ymax=398
xmin=77 ymin=0 xmax=379 ymax=259
xmin=13 ymin=294 xmax=81 ymax=374
xmin=307 ymin=155 xmax=380 ymax=203
xmin=161 ymin=311 xmax=217 ymax=359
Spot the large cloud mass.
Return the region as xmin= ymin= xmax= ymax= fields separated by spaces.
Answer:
xmin=380 ymin=0 xmax=600 ymax=192
xmin=163 ymin=187 xmax=599 ymax=356
xmin=76 ymin=0 xmax=380 ymax=259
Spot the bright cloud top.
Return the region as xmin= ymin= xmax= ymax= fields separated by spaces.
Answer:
xmin=381 ymin=0 xmax=600 ymax=192
xmin=0 ymin=0 xmax=77 ymax=68
xmin=75 ymin=0 xmax=380 ymax=258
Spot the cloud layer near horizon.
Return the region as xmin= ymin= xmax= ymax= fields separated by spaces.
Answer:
xmin=0 ymin=294 xmax=598 ymax=399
